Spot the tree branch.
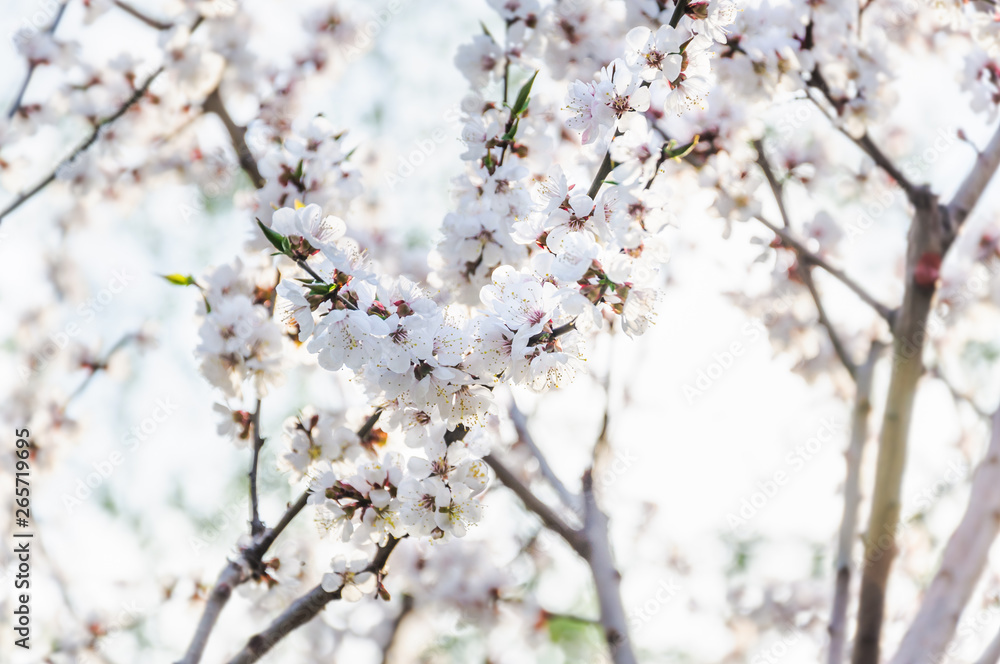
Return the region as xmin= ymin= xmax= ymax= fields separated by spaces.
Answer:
xmin=582 ymin=470 xmax=638 ymax=664
xmin=249 ymin=399 xmax=265 ymax=537
xmin=203 ymin=86 xmax=266 ymax=189
xmin=887 ymin=404 xmax=1000 ymax=664
xmin=753 ymin=139 xmax=861 ymax=376
xmin=113 ymin=0 xmax=174 ymax=30
xmin=509 ymin=399 xmax=580 ymax=511
xmin=755 ymin=215 xmax=896 ymax=325
xmin=852 ymin=187 xmax=948 ymax=664
xmin=828 ymin=342 xmax=883 ymax=664
xmin=7 ymin=1 xmax=68 ymax=119
xmin=175 ymin=410 xmax=382 ymax=664
xmin=224 ymin=538 xmax=402 ymax=664
xmin=483 ymin=454 xmax=589 ymax=557
xmin=805 ymin=67 xmax=919 ymax=203
xmin=947 ymin=122 xmax=1000 ymax=235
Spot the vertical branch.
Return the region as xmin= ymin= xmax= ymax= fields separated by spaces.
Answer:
xmin=249 ymin=399 xmax=265 ymax=536
xmin=852 ymin=188 xmax=946 ymax=664
xmin=887 ymin=405 xmax=1000 ymax=664
xmin=582 ymin=471 xmax=639 ymax=664
xmin=203 ymin=86 xmax=266 ymax=189
xmin=828 ymin=342 xmax=883 ymax=664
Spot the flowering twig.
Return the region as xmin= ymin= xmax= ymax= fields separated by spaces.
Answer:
xmin=175 ymin=410 xmax=383 ymax=664
xmin=886 ymin=403 xmax=1000 ymax=664
xmin=587 ymin=0 xmax=688 ymax=200
xmin=827 ymin=341 xmax=883 ymax=664
xmin=7 ymin=1 xmax=68 ymax=119
xmin=224 ymin=537 xmax=403 ymax=664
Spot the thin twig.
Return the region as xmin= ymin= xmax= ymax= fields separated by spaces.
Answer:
xmin=805 ymin=68 xmax=918 ymax=203
xmin=113 ymin=0 xmax=174 ymax=30
xmin=7 ymin=1 xmax=68 ymax=119
xmin=947 ymin=122 xmax=1000 ymax=235
xmin=249 ymin=399 xmax=265 ymax=537
xmin=60 ymin=332 xmax=141 ymax=413
xmin=755 ymin=215 xmax=896 ymax=325
xmin=509 ymin=399 xmax=580 ymax=511
xmin=225 ymin=538 xmax=402 ymax=664
xmin=753 ymin=140 xmax=860 ymax=376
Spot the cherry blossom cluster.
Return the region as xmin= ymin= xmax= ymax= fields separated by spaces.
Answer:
xmin=194 ymin=257 xmax=285 ymax=400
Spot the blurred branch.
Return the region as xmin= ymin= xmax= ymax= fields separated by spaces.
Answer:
xmin=509 ymin=399 xmax=580 ymax=511
xmin=7 ymin=1 xmax=67 ymax=119
xmin=60 ymin=332 xmax=142 ymax=413
xmin=484 ymin=454 xmax=589 ymax=556
xmin=805 ymin=67 xmax=918 ymax=203
xmin=753 ymin=139 xmax=862 ymax=376
xmin=582 ymin=470 xmax=638 ymax=664
xmin=0 ymin=15 xmax=207 ymax=226
xmin=203 ymin=86 xmax=266 ymax=189
xmin=828 ymin=342 xmax=883 ymax=664
xmin=947 ymin=122 xmax=1000 ymax=233
xmin=113 ymin=0 xmax=173 ymax=30
xmin=754 ymin=215 xmax=895 ymax=325
xmin=887 ymin=404 xmax=1000 ymax=664
xmin=225 ymin=538 xmax=402 ymax=664
xmin=380 ymin=594 xmax=415 ymax=664
xmin=928 ymin=364 xmax=992 ymax=420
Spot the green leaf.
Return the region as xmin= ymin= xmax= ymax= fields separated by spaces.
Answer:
xmin=257 ymin=219 xmax=290 ymax=255
xmin=501 ymin=118 xmax=520 ymax=141
xmin=663 ymin=135 xmax=700 ymax=161
xmin=162 ymin=273 xmax=196 ymax=286
xmin=512 ymin=71 xmax=538 ymax=116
